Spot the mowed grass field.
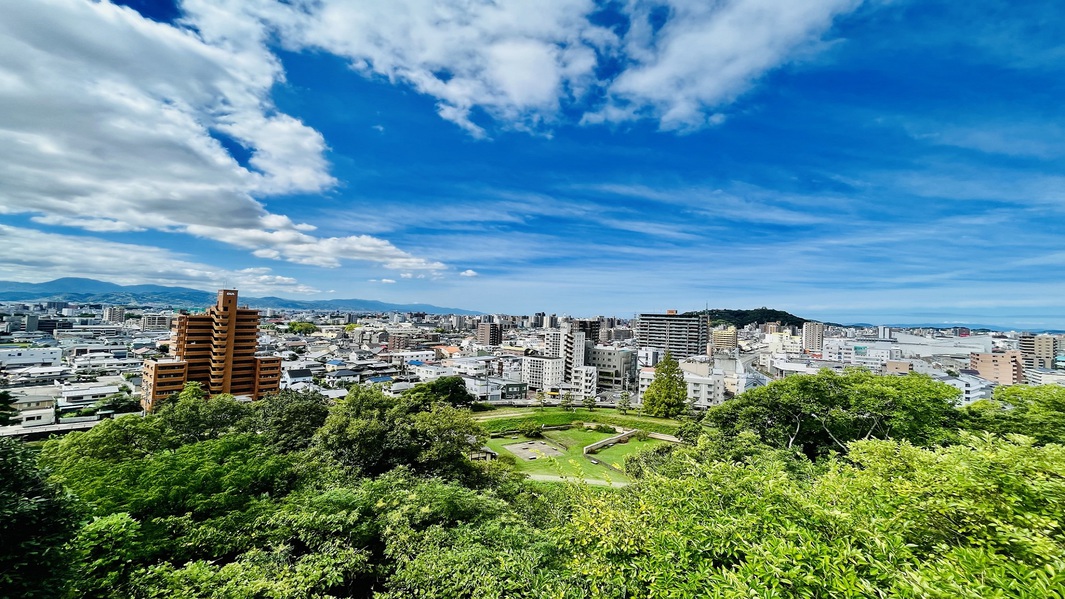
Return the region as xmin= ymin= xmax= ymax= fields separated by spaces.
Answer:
xmin=485 ymin=426 xmax=665 ymax=483
xmin=474 ymin=407 xmax=683 ymax=435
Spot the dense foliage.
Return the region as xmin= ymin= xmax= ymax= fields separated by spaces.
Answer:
xmin=684 ymin=307 xmax=809 ymax=328
xmin=642 ymin=352 xmax=687 ymax=418
xmin=6 ymin=371 xmax=1065 ymax=597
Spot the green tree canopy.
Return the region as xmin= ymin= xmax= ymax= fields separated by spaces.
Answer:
xmin=313 ymin=386 xmax=486 ymax=480
xmin=705 ymin=369 xmax=960 ymax=459
xmin=642 ymin=352 xmax=687 ymax=418
xmin=287 ymin=321 xmax=319 ymax=335
xmin=404 ymin=376 xmax=475 ymax=408
xmin=0 ymin=389 xmax=18 ymax=426
xmin=961 ymin=383 xmax=1065 ymax=445
xmin=0 ymin=437 xmax=81 ymax=598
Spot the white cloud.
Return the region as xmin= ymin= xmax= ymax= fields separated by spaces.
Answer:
xmin=369 ymin=278 xmax=397 ymax=284
xmin=594 ymin=0 xmax=863 ymax=130
xmin=0 ymin=225 xmax=318 ymax=294
xmin=0 ymin=0 xmax=444 ymax=271
xmin=400 ymin=273 xmax=414 ymax=278
xmin=189 ymin=0 xmax=861 ymax=134
xmin=459 ymin=269 xmax=479 ymax=277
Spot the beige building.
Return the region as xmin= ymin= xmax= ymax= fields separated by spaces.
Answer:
xmin=801 ymin=321 xmax=825 ymax=352
xmin=1019 ymin=334 xmax=1056 ymax=369
xmin=969 ymin=350 xmax=1024 ymax=385
xmin=711 ymin=327 xmax=738 ymax=351
xmin=142 ymin=290 xmax=280 ymax=410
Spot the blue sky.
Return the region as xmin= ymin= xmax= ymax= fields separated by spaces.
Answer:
xmin=1 ymin=0 xmax=1064 ymax=327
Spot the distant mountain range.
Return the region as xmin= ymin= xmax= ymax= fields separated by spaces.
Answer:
xmin=684 ymin=307 xmax=813 ymax=329
xmin=0 ymin=278 xmax=481 ymax=315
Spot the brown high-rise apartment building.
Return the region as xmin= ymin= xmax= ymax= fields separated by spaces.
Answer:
xmin=476 ymin=322 xmax=502 ymax=346
xmin=141 ymin=290 xmax=280 ymax=410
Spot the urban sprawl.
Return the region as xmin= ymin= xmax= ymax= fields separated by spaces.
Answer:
xmin=2 ymin=288 xmax=1062 ymax=435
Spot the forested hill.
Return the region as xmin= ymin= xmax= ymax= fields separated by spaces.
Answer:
xmin=683 ymin=307 xmax=811 ymax=328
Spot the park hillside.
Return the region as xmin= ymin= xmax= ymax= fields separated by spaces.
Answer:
xmin=4 ymin=369 xmax=1065 ymax=598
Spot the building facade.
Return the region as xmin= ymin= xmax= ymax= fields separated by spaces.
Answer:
xmin=635 ymin=311 xmax=709 ymax=359
xmin=141 ymin=290 xmax=280 ymax=410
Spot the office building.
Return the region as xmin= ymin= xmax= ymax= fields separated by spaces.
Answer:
xmin=635 ymin=311 xmax=709 ymax=358
xmin=141 ymin=290 xmax=280 ymax=410
xmin=711 ymin=327 xmax=738 ymax=351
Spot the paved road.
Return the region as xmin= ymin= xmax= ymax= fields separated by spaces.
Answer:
xmin=526 ymin=474 xmax=629 ymax=487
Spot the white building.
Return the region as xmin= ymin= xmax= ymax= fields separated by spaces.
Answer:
xmin=521 ymin=356 xmax=565 ymax=391
xmin=572 ymin=365 xmax=598 ymax=398
xmin=0 ymin=347 xmax=63 ymax=369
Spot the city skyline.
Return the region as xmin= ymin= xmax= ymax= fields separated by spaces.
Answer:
xmin=2 ymin=1 xmax=1064 ymax=328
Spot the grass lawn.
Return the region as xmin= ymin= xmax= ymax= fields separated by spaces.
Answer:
xmin=486 ymin=429 xmax=631 ymax=482
xmin=475 ymin=407 xmax=682 ymax=435
xmin=590 ymin=437 xmax=663 ymax=471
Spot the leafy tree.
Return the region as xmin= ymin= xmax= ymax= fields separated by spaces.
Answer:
xmin=0 ymin=437 xmax=81 ymax=598
xmin=582 ymin=394 xmax=596 ymax=411
xmin=962 ymin=384 xmax=1065 ymax=444
xmin=705 ymin=369 xmax=960 ymax=459
xmin=616 ymin=391 xmax=631 ymax=415
xmin=559 ymin=392 xmax=574 ymax=412
xmin=405 ymin=376 xmax=475 ymax=408
xmin=642 ymin=352 xmax=687 ymax=418
xmin=287 ymin=321 xmax=319 ymax=335
xmin=95 ymin=392 xmax=141 ymax=415
xmin=535 ymin=391 xmax=546 ymax=411
xmin=675 ymin=419 xmax=705 ymax=444
xmin=0 ymin=389 xmax=17 ymax=426
xmin=245 ymin=389 xmax=331 ymax=453
xmin=157 ymin=391 xmax=250 ymax=445
xmin=313 ymin=385 xmax=486 ymax=480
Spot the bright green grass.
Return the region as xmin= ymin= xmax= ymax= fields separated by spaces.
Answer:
xmin=590 ymin=437 xmax=664 ymax=471
xmin=476 ymin=407 xmax=682 ymax=435
xmin=485 ymin=430 xmax=629 ymax=482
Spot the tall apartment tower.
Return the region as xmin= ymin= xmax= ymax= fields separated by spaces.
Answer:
xmin=545 ymin=322 xmax=587 ymax=383
xmin=802 ymin=322 xmax=825 ymax=352
xmin=141 ymin=290 xmax=280 ymax=411
xmin=103 ymin=307 xmax=126 ymax=323
xmin=635 ymin=311 xmax=709 ymax=359
xmin=1018 ymin=333 xmax=1055 ymax=369
xmin=476 ymin=322 xmax=502 ymax=346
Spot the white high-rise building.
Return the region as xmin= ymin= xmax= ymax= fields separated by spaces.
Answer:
xmin=544 ymin=322 xmax=587 ymax=384
xmin=521 ymin=356 xmax=565 ymax=391
xmin=801 ymin=322 xmax=825 ymax=352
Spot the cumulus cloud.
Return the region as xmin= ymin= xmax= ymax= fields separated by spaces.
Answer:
xmin=0 ymin=225 xmax=318 ymax=294
xmin=0 ymin=0 xmax=443 ymax=271
xmin=459 ymin=269 xmax=479 ymax=277
xmin=186 ymin=0 xmax=861 ymax=134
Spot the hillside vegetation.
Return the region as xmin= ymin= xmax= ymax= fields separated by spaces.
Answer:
xmin=2 ymin=373 xmax=1064 ymax=598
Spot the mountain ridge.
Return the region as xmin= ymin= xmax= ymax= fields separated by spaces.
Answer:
xmin=0 ymin=278 xmax=482 ymax=315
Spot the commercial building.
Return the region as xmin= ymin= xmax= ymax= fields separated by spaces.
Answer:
xmin=801 ymin=322 xmax=825 ymax=352
xmin=141 ymin=290 xmax=280 ymax=410
xmin=711 ymin=327 xmax=738 ymax=351
xmin=635 ymin=311 xmax=709 ymax=359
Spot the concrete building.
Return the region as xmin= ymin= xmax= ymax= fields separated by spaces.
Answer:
xmin=802 ymin=322 xmax=825 ymax=352
xmin=521 ymin=355 xmax=565 ymax=391
xmin=103 ymin=307 xmax=126 ymax=324
xmin=141 ymin=359 xmax=187 ymax=409
xmin=711 ymin=327 xmax=738 ymax=351
xmin=141 ymin=290 xmax=280 ymax=410
xmin=140 ymin=314 xmax=173 ymax=332
xmin=572 ymin=365 xmax=598 ymax=398
xmin=635 ymin=311 xmax=709 ymax=359
xmin=0 ymin=347 xmax=62 ymax=369
xmin=1019 ymin=334 xmax=1056 ymax=369
xmin=969 ymin=350 xmax=1025 ymax=386
xmin=586 ymin=346 xmax=636 ymax=390
xmin=476 ymin=323 xmax=502 ymax=346
xmin=545 ymin=322 xmax=587 ymax=384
